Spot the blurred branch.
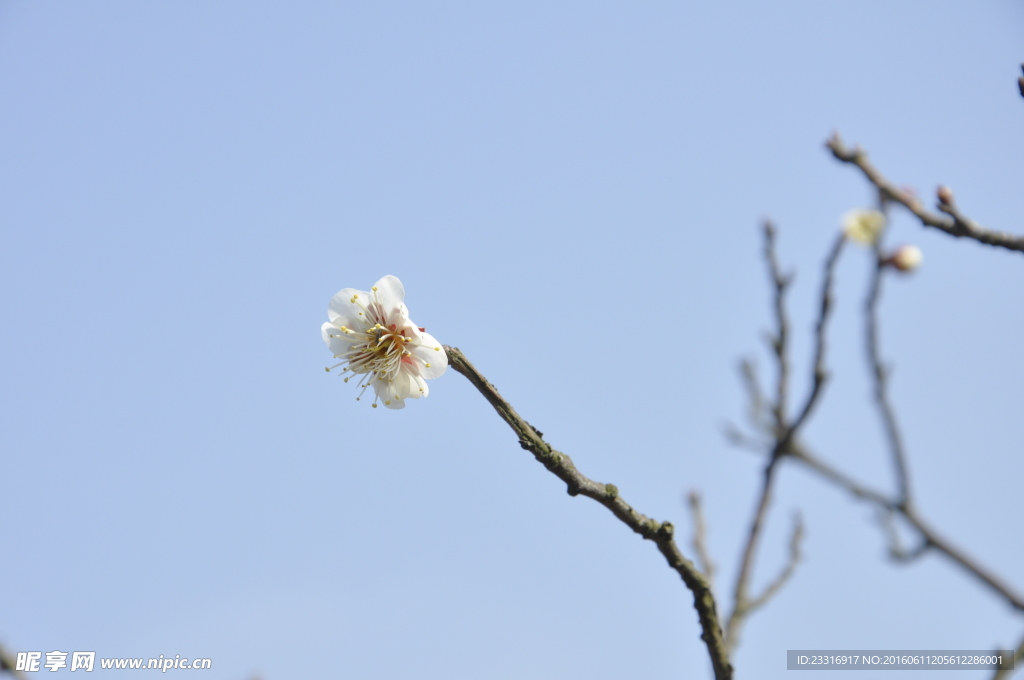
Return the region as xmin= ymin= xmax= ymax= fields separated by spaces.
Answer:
xmin=725 ymin=225 xmax=838 ymax=652
xmin=444 ymin=345 xmax=733 ymax=680
xmin=788 ymin=441 xmax=1024 ymax=613
xmin=782 ymin=232 xmax=844 ymax=450
xmin=688 ymin=490 xmax=717 ymax=589
xmin=745 ymin=512 xmax=803 ymax=613
xmin=865 ymin=246 xmax=912 ymax=507
xmin=762 ymin=221 xmax=793 ymax=429
xmin=992 ymin=632 xmax=1024 ymax=680
xmin=729 ymin=219 xmax=1023 ymax=665
xmin=875 ymin=507 xmax=928 ymax=562
xmin=739 ymin=358 xmax=769 ymax=434
xmin=0 ymin=643 xmax=25 ymax=680
xmin=826 ymin=132 xmax=1024 ymax=254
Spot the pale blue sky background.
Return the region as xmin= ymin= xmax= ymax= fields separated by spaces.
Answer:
xmin=2 ymin=2 xmax=1022 ymax=678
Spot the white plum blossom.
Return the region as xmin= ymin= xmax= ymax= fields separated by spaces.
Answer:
xmin=841 ymin=208 xmax=886 ymax=245
xmin=322 ymin=275 xmax=447 ymax=409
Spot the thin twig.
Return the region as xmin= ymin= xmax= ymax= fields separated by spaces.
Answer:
xmin=739 ymin=358 xmax=769 ymax=433
xmin=444 ymin=345 xmax=733 ymax=680
xmin=875 ymin=507 xmax=928 ymax=562
xmin=826 ymin=132 xmax=1024 ymax=254
xmin=725 ymin=458 xmax=781 ymax=653
xmin=688 ymin=490 xmax=717 ymax=589
xmin=992 ymin=631 xmax=1024 ymax=680
xmin=746 ymin=512 xmax=804 ymax=613
xmin=722 ymin=421 xmax=765 ymax=453
xmin=762 ymin=221 xmax=793 ymax=429
xmin=780 ymin=233 xmax=845 ymax=454
xmin=865 ymin=244 xmax=912 ymax=507
xmin=726 ymin=227 xmax=841 ymax=652
xmin=787 ymin=442 xmax=1024 ymax=612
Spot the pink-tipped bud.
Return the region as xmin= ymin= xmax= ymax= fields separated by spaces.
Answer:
xmin=937 ymin=185 xmax=955 ymax=206
xmin=885 ymin=245 xmax=923 ymax=273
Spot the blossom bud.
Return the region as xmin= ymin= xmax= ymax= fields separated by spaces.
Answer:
xmin=885 ymin=245 xmax=923 ymax=273
xmin=936 ymin=185 xmax=955 ymax=206
xmin=841 ymin=208 xmax=886 ymax=245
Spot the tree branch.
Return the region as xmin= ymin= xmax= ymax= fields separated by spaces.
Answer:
xmin=688 ymin=491 xmax=717 ymax=590
xmin=781 ymin=233 xmax=844 ymax=451
xmin=0 ymin=643 xmax=26 ymax=680
xmin=725 ymin=226 xmax=839 ymax=652
xmin=992 ymin=631 xmax=1024 ymax=680
xmin=865 ymin=245 xmax=912 ymax=507
xmin=788 ymin=442 xmax=1024 ymax=612
xmin=826 ymin=132 xmax=1024 ymax=254
xmin=444 ymin=345 xmax=733 ymax=680
xmin=762 ymin=221 xmax=793 ymax=429
xmin=745 ymin=512 xmax=804 ymax=613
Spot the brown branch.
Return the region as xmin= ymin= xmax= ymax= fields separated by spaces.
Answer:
xmin=788 ymin=442 xmax=1024 ymax=613
xmin=0 ymin=643 xmax=26 ymax=680
xmin=762 ymin=221 xmax=793 ymax=429
xmin=726 ymin=226 xmax=840 ymax=652
xmin=826 ymin=132 xmax=1024 ymax=254
xmin=688 ymin=491 xmax=717 ymax=589
xmin=781 ymin=233 xmax=845 ymax=451
xmin=725 ymin=460 xmax=781 ymax=654
xmin=865 ymin=247 xmax=912 ymax=507
xmin=745 ymin=512 xmax=804 ymax=613
xmin=444 ymin=345 xmax=733 ymax=680
xmin=876 ymin=507 xmax=928 ymax=562
xmin=993 ymin=631 xmax=1024 ymax=680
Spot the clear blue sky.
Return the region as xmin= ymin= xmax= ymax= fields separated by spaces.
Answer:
xmin=2 ymin=2 xmax=1022 ymax=678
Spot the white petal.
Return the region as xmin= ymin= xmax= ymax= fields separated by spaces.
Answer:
xmin=410 ymin=332 xmax=448 ymax=379
xmin=375 ymin=372 xmax=411 ymax=409
xmin=328 ymin=287 xmax=370 ymax=323
xmin=372 ymin=275 xmax=405 ymax=313
xmin=413 ymin=373 xmax=429 ymax=398
xmin=392 ymin=369 xmax=420 ymax=400
xmin=321 ymin=321 xmax=344 ymax=351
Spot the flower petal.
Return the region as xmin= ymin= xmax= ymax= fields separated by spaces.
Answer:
xmin=372 ymin=275 xmax=405 ymax=314
xmin=321 ymin=321 xmax=344 ymax=351
xmin=328 ymin=287 xmax=370 ymax=323
xmin=410 ymin=332 xmax=448 ymax=379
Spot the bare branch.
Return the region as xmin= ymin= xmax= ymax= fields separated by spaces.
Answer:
xmin=875 ymin=507 xmax=928 ymax=562
xmin=739 ymin=358 xmax=769 ymax=433
xmin=444 ymin=345 xmax=733 ymax=680
xmin=781 ymin=233 xmax=845 ymax=452
xmin=746 ymin=512 xmax=804 ymax=613
xmin=688 ymin=490 xmax=717 ymax=589
xmin=788 ymin=441 xmax=894 ymax=508
xmin=826 ymin=132 xmax=1024 ymax=254
xmin=726 ymin=226 xmax=838 ymax=653
xmin=865 ymin=249 xmax=912 ymax=507
xmin=788 ymin=442 xmax=1024 ymax=612
xmin=992 ymin=632 xmax=1024 ymax=680
xmin=902 ymin=510 xmax=1024 ymax=613
xmin=762 ymin=221 xmax=793 ymax=428
xmin=725 ymin=460 xmax=780 ymax=654
xmin=722 ymin=421 xmax=766 ymax=454
xmin=0 ymin=643 xmax=26 ymax=680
